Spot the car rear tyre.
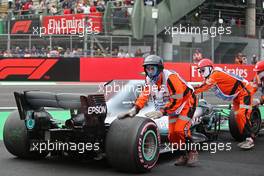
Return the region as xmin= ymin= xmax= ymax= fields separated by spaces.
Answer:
xmin=3 ymin=110 xmax=48 ymax=159
xmin=106 ymin=116 xmax=160 ymax=173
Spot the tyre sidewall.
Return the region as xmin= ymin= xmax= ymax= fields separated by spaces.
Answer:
xmin=250 ymin=107 xmax=262 ymax=135
xmin=134 ymin=120 xmax=160 ymax=171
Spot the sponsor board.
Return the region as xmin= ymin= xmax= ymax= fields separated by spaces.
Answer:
xmin=41 ymin=13 xmax=102 ymax=35
xmin=190 ymin=64 xmax=254 ymax=82
xmin=0 ymin=58 xmax=79 ymax=81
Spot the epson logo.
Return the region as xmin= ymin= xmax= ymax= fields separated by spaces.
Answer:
xmin=87 ymin=106 xmax=106 ymax=115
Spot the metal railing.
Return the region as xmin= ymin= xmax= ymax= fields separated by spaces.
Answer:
xmin=0 ymin=34 xmax=156 ymax=58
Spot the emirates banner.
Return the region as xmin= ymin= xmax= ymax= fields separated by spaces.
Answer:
xmin=189 ymin=64 xmax=255 ymax=82
xmin=42 ymin=13 xmax=102 ymax=36
xmin=164 ymin=63 xmax=255 ymax=82
xmin=80 ymin=58 xmax=256 ymax=82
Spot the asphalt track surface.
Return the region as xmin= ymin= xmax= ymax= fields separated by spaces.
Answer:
xmin=0 ymin=84 xmax=263 ymax=176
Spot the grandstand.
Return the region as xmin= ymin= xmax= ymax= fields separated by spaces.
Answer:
xmin=0 ymin=0 xmax=263 ymax=64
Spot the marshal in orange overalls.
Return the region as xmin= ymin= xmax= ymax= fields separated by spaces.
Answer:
xmin=195 ymin=68 xmax=254 ymax=137
xmin=135 ymin=69 xmax=197 ymax=145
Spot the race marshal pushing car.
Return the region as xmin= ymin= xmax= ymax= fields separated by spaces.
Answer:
xmin=118 ymin=55 xmax=198 ymax=166
xmin=194 ymin=58 xmax=256 ymax=149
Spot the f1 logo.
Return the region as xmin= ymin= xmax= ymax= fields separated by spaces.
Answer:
xmin=11 ymin=20 xmax=32 ymax=34
xmin=0 ymin=59 xmax=58 ymax=79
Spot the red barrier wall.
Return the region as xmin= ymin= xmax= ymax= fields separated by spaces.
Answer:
xmin=164 ymin=63 xmax=191 ymax=81
xmin=0 ymin=57 xmax=254 ymax=82
xmin=80 ymin=58 xmax=255 ymax=82
xmin=80 ymin=58 xmax=144 ymax=82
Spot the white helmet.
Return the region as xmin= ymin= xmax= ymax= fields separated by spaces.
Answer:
xmin=143 ymin=55 xmax=164 ymax=81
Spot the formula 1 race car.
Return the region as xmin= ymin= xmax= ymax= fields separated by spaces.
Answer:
xmin=3 ymin=80 xmax=263 ymax=173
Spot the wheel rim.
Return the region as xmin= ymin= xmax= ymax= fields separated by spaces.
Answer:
xmin=142 ymin=130 xmax=158 ymax=161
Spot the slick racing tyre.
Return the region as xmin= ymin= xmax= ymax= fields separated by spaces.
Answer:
xmin=229 ymin=107 xmax=261 ymax=141
xmin=3 ymin=111 xmax=48 ymax=159
xmin=106 ymin=116 xmax=160 ymax=173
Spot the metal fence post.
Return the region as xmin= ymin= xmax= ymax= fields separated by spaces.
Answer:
xmin=90 ymin=36 xmax=94 ymax=57
xmin=70 ymin=35 xmax=72 ymax=52
xmin=258 ymin=26 xmax=263 ymax=61
xmin=211 ymin=35 xmax=215 ymax=63
xmin=128 ymin=36 xmax=132 ymax=55
xmin=84 ymin=16 xmax=88 ymax=57
xmin=49 ymin=35 xmax=52 ymax=49
xmin=110 ymin=36 xmax=112 ymax=57
xmin=7 ymin=19 xmax=10 ymax=51
xmin=153 ymin=0 xmax=158 ymax=55
xmin=191 ymin=36 xmax=195 ymax=63
xmin=29 ymin=34 xmax=31 ymax=51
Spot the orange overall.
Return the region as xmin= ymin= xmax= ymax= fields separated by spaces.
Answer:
xmin=135 ymin=69 xmax=197 ymax=145
xmin=195 ymin=68 xmax=253 ymax=136
xmin=251 ymin=74 xmax=264 ymax=102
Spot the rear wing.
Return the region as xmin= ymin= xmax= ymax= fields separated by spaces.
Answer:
xmin=14 ymin=91 xmax=106 ymax=120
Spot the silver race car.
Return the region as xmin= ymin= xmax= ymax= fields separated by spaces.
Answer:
xmin=3 ymin=80 xmax=262 ymax=173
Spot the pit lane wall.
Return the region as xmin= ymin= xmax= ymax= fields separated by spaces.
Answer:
xmin=0 ymin=57 xmax=255 ymax=82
